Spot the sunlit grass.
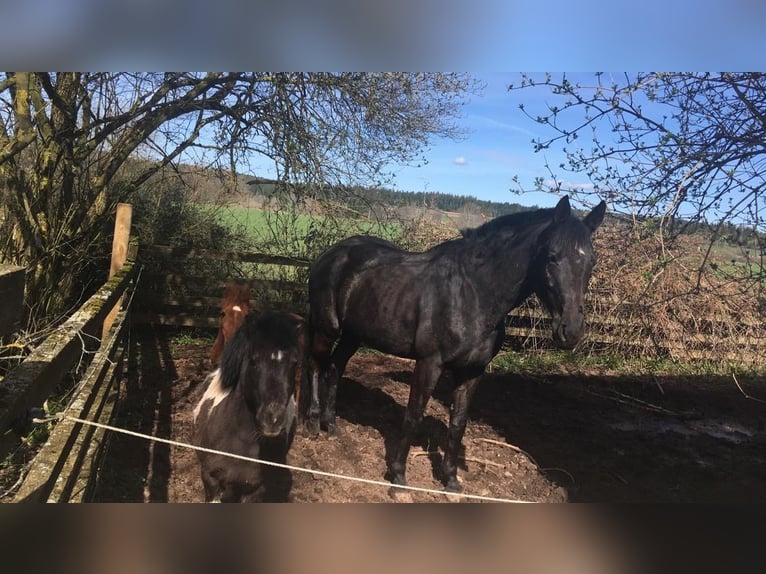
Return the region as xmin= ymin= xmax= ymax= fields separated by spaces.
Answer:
xmin=489 ymin=349 xmax=761 ymax=377
xmin=169 ymin=330 xmax=215 ymax=346
xmin=209 ymin=204 xmax=405 ymax=246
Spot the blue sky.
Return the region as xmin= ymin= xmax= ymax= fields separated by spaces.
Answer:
xmin=4 ymin=1 xmax=762 ymax=70
xmin=387 ymin=72 xmax=584 ymax=209
xmin=152 ymin=73 xmax=580 ymax=210
xmin=226 ymin=73 xmax=594 ymax=210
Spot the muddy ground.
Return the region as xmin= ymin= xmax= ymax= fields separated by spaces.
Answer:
xmin=92 ymin=326 xmax=766 ymax=503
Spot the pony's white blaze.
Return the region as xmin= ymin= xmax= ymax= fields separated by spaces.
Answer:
xmin=577 ymin=246 xmax=587 ymax=256
xmin=270 ymin=350 xmax=284 ymax=361
xmin=232 ymin=305 xmax=242 ymax=313
xmin=193 ymin=368 xmax=230 ymax=423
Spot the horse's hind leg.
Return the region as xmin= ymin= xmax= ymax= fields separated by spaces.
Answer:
xmin=442 ymin=375 xmax=481 ymax=492
xmin=321 ymin=335 xmax=359 ymax=434
xmin=307 ymin=332 xmax=334 ymax=435
xmin=388 ymin=356 xmax=443 ymax=487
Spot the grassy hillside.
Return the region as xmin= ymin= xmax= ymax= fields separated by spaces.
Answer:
xmin=212 ymin=204 xmax=406 ymax=244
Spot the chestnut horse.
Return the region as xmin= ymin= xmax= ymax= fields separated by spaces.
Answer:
xmin=210 ymin=282 xmax=251 ymax=366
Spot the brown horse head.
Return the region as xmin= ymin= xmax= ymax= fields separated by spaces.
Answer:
xmin=210 ymin=282 xmax=251 ymax=365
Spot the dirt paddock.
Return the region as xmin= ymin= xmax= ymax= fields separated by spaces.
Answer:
xmin=92 ymin=327 xmax=766 ymax=502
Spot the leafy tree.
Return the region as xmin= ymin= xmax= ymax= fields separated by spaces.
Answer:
xmin=0 ymin=72 xmax=478 ymax=326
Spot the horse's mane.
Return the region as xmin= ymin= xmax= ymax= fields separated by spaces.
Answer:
xmin=459 ymin=207 xmax=556 ymax=240
xmin=459 ymin=205 xmax=594 ymax=254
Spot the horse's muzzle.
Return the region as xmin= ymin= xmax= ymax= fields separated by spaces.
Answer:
xmin=257 ymin=396 xmax=296 ymax=437
xmin=552 ymin=320 xmax=584 ymax=350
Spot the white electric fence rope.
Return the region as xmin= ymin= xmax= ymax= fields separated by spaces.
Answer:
xmin=64 ymin=415 xmax=532 ymax=503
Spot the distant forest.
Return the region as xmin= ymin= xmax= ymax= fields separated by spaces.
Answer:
xmin=246 ymin=177 xmax=761 ymax=248
xmin=357 ymin=186 xmax=763 ymax=247
xmin=247 ymin=177 xmax=537 ymax=218
xmin=351 ymin=186 xmax=536 ymax=217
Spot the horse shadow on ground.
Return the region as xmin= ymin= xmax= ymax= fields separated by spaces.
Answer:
xmin=471 ymin=371 xmax=766 ymax=502
xmin=334 ymin=366 xmax=766 ymax=502
xmin=333 ymin=371 xmax=468 ymax=487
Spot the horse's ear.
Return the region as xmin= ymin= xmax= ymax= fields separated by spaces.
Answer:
xmin=553 ymin=195 xmax=571 ymax=222
xmin=584 ymin=200 xmax=607 ymax=233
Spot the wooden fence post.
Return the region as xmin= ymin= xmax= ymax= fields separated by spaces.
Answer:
xmin=101 ymin=203 xmax=132 ymax=342
xmin=0 ymin=264 xmax=25 ymax=340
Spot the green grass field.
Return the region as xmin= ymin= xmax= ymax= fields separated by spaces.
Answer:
xmin=214 ymin=205 xmax=311 ymax=240
xmin=190 ymin=203 xmax=408 ymax=284
xmin=207 ymin=203 xmax=406 ymax=248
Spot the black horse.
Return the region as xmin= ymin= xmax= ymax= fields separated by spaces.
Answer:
xmin=193 ymin=310 xmax=308 ymax=502
xmin=307 ymin=195 xmax=606 ymax=492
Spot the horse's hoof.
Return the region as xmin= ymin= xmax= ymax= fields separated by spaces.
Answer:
xmin=320 ymin=418 xmax=337 ymax=435
xmin=385 ymin=467 xmax=407 ymax=487
xmin=305 ymin=417 xmax=320 ymax=435
xmin=444 ymin=477 xmax=463 ymax=493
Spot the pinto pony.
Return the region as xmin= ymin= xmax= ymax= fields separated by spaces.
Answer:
xmin=307 ymin=196 xmax=606 ymax=492
xmin=193 ymin=310 xmax=308 ymax=502
xmin=210 ymin=282 xmax=251 ymax=366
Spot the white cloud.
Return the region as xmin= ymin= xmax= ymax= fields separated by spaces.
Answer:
xmin=453 ymin=156 xmax=468 ymax=166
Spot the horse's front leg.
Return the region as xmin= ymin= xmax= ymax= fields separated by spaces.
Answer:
xmin=201 ymin=470 xmax=219 ymax=502
xmin=320 ymin=364 xmax=338 ymax=434
xmin=442 ymin=375 xmax=481 ymax=492
xmin=388 ymin=356 xmax=443 ymax=487
xmin=307 ymin=366 xmax=322 ymax=435
xmin=321 ymin=336 xmax=360 ymax=435
xmin=307 ymin=333 xmax=334 ymax=435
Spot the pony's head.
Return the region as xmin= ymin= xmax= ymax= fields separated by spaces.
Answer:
xmin=531 ymin=196 xmax=606 ymax=349
xmin=220 ymin=311 xmax=307 ymax=437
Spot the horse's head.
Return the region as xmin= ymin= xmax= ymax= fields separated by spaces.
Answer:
xmin=221 ymin=311 xmax=306 ymax=437
xmin=220 ymin=283 xmax=251 ymax=341
xmin=211 ymin=283 xmax=251 ymax=365
xmin=532 ymin=196 xmax=606 ymax=349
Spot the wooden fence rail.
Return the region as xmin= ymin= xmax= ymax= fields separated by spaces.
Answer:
xmin=15 ymin=303 xmax=131 ymax=502
xmin=140 ymin=245 xmax=311 ymax=267
xmin=2 ymin=204 xmax=137 ymax=502
xmin=134 ymin=244 xmax=765 ymax=364
xmin=0 ymin=262 xmax=136 ymax=440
